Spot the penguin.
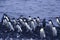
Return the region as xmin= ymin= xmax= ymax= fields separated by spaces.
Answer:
xmin=28 ymin=16 xmax=32 ymax=21
xmin=48 ymin=20 xmax=53 ymax=27
xmin=3 ymin=14 xmax=10 ymax=22
xmin=11 ymin=18 xmax=17 ymax=25
xmin=52 ymin=27 xmax=57 ymax=37
xmin=24 ymin=21 xmax=32 ymax=32
xmin=2 ymin=14 xmax=14 ymax=31
xmin=1 ymin=14 xmax=10 ymax=25
xmin=15 ymin=22 xmax=22 ymax=32
xmin=2 ymin=18 xmax=8 ymax=26
xmin=36 ymin=17 xmax=40 ymax=26
xmin=56 ymin=17 xmax=60 ymax=25
xmin=40 ymin=28 xmax=46 ymax=39
xmin=42 ymin=18 xmax=46 ymax=28
xmin=19 ymin=18 xmax=24 ymax=25
xmin=7 ymin=21 xmax=14 ymax=31
xmin=48 ymin=20 xmax=57 ymax=37
xmin=36 ymin=16 xmax=40 ymax=23
xmin=30 ymin=20 xmax=36 ymax=31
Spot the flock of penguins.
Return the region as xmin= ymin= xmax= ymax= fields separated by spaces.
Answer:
xmin=0 ymin=14 xmax=60 ymax=40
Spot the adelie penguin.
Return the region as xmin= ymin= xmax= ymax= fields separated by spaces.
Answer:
xmin=2 ymin=14 xmax=14 ymax=31
xmin=7 ymin=21 xmax=15 ymax=31
xmin=36 ymin=16 xmax=40 ymax=26
xmin=40 ymin=27 xmax=46 ymax=39
xmin=36 ymin=17 xmax=40 ymax=23
xmin=24 ymin=19 xmax=32 ymax=32
xmin=1 ymin=14 xmax=10 ymax=25
xmin=33 ymin=18 xmax=37 ymax=27
xmin=48 ymin=20 xmax=53 ymax=27
xmin=48 ymin=20 xmax=57 ymax=37
xmin=15 ymin=22 xmax=22 ymax=32
xmin=56 ymin=17 xmax=60 ymax=26
xmin=2 ymin=14 xmax=10 ymax=22
xmin=28 ymin=16 xmax=32 ymax=21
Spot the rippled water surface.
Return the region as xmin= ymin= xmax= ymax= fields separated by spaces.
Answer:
xmin=0 ymin=0 xmax=60 ymax=19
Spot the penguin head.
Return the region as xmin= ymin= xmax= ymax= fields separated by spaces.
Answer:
xmin=56 ymin=17 xmax=60 ymax=23
xmin=28 ymin=16 xmax=32 ymax=21
xmin=33 ymin=18 xmax=36 ymax=22
xmin=48 ymin=20 xmax=53 ymax=25
xmin=37 ymin=16 xmax=40 ymax=20
xmin=3 ymin=14 xmax=10 ymax=22
xmin=20 ymin=15 xmax=24 ymax=19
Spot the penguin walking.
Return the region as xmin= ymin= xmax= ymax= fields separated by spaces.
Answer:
xmin=15 ymin=22 xmax=22 ymax=32
xmin=2 ymin=14 xmax=10 ymax=25
xmin=7 ymin=21 xmax=14 ymax=31
xmin=30 ymin=20 xmax=36 ymax=31
xmin=24 ymin=20 xmax=32 ymax=32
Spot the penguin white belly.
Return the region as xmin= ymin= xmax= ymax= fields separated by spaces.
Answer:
xmin=4 ymin=16 xmax=9 ymax=21
xmin=19 ymin=19 xmax=24 ymax=24
xmin=25 ymin=22 xmax=32 ymax=31
xmin=28 ymin=18 xmax=32 ymax=21
xmin=52 ymin=27 xmax=57 ymax=36
xmin=56 ymin=19 xmax=60 ymax=24
xmin=31 ymin=21 xmax=36 ymax=30
xmin=7 ymin=22 xmax=14 ymax=31
xmin=40 ymin=28 xmax=46 ymax=38
xmin=16 ymin=25 xmax=22 ymax=32
xmin=3 ymin=19 xmax=8 ymax=25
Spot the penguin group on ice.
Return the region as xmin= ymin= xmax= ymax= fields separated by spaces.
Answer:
xmin=0 ymin=14 xmax=60 ymax=40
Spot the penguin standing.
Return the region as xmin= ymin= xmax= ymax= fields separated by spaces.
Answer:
xmin=28 ymin=16 xmax=32 ymax=21
xmin=48 ymin=20 xmax=57 ymax=39
xmin=24 ymin=19 xmax=32 ymax=32
xmin=40 ymin=27 xmax=46 ymax=39
xmin=7 ymin=21 xmax=14 ymax=31
xmin=36 ymin=17 xmax=40 ymax=26
xmin=56 ymin=17 xmax=60 ymax=26
xmin=30 ymin=20 xmax=36 ymax=31
xmin=33 ymin=18 xmax=37 ymax=28
xmin=15 ymin=22 xmax=22 ymax=32
xmin=2 ymin=14 xmax=14 ymax=31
